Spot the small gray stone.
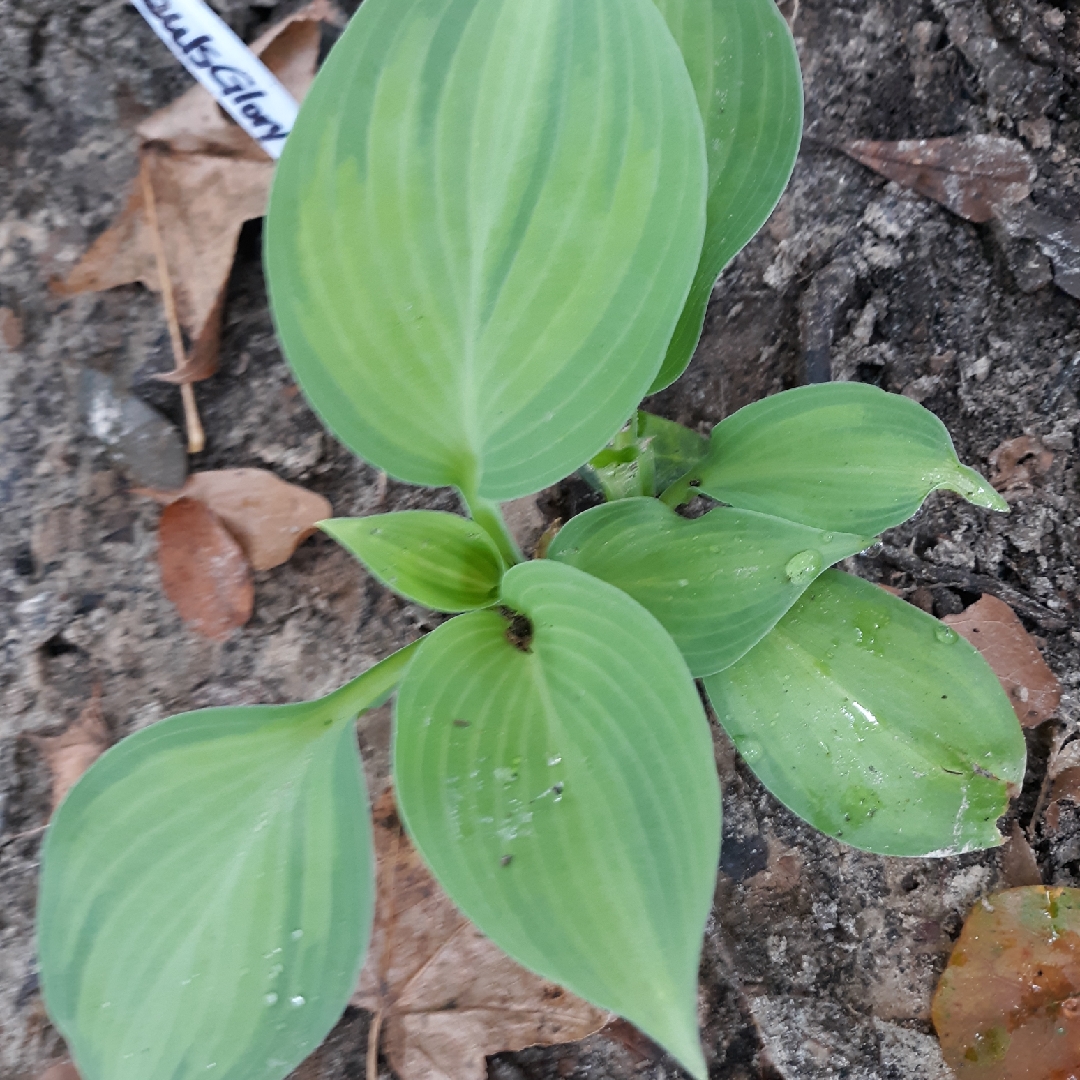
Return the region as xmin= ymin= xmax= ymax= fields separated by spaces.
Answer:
xmin=79 ymin=368 xmax=187 ymax=490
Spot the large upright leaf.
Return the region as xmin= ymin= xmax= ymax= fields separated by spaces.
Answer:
xmin=266 ymin=0 xmax=707 ymax=502
xmin=548 ymin=498 xmax=871 ymax=676
xmin=36 ymin=649 xmax=415 ymax=1080
xmin=393 ymin=560 xmax=720 ymax=1079
xmin=704 ymin=571 xmax=1026 ymax=856
xmin=648 ymin=0 xmax=803 ymax=392
xmin=692 ymin=383 xmax=1007 ymax=533
xmin=323 ymin=511 xmax=504 ymax=612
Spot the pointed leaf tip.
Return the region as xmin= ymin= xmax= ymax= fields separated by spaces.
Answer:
xmin=694 ymin=383 xmax=1011 ymax=534
xmin=393 ymin=559 xmax=719 ymax=1077
xmin=648 ymin=0 xmax=803 ymax=392
xmin=705 ymin=570 xmax=1026 ymax=857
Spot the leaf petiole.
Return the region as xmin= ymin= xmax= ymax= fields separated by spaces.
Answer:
xmin=460 ymin=491 xmax=523 ymax=567
xmin=658 ymin=471 xmax=700 ymax=509
xmin=317 ymin=639 xmax=424 ymax=726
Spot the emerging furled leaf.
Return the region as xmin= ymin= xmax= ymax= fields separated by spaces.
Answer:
xmin=266 ymin=0 xmax=707 ymax=501
xmin=394 ymin=560 xmax=720 ymax=1079
xmin=649 ymin=0 xmax=803 ymax=391
xmin=548 ymin=498 xmax=871 ymax=675
xmin=705 ymin=571 xmax=1026 ymax=856
xmin=692 ymin=383 xmax=1007 ymax=533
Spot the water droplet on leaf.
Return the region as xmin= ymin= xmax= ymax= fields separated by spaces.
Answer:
xmin=785 ymin=550 xmax=823 ymax=585
xmin=741 ymin=739 xmax=764 ymax=763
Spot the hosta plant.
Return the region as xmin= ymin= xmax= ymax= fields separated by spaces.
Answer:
xmin=37 ymin=1 xmax=1026 ymax=1078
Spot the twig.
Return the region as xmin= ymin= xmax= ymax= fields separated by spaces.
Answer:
xmin=869 ymin=543 xmax=1069 ymax=631
xmin=0 ymin=824 xmax=47 ymax=849
xmin=139 ymin=153 xmax=205 ymax=455
xmin=366 ymin=1009 xmax=384 ymax=1080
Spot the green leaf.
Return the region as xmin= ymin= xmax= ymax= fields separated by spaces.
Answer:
xmin=638 ymin=411 xmax=710 ymax=495
xmin=704 ymin=570 xmax=1026 ymax=857
xmin=322 ymin=511 xmax=504 ymax=612
xmin=579 ymin=412 xmax=708 ymax=502
xmin=36 ymin=649 xmax=416 ymax=1080
xmin=548 ymin=498 xmax=871 ymax=676
xmin=648 ymin=0 xmax=803 ymax=392
xmin=393 ymin=560 xmax=720 ymax=1079
xmin=266 ymin=0 xmax=707 ymax=502
xmin=692 ymin=383 xmax=1008 ymax=533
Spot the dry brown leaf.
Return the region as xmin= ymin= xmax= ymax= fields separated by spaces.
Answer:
xmin=54 ymin=2 xmax=334 ymax=383
xmin=843 ymin=135 xmax=1036 ymax=223
xmin=932 ymin=886 xmax=1080 ymax=1078
xmin=28 ymin=687 xmax=111 ymax=813
xmin=942 ymin=595 xmax=1062 ymax=727
xmin=158 ymin=496 xmax=253 ymax=640
xmin=139 ymin=468 xmax=331 ymax=571
xmin=36 ymin=1064 xmax=81 ymax=1080
xmin=1000 ymin=822 xmax=1042 ymax=889
xmin=988 ymin=435 xmax=1055 ymax=501
xmin=353 ymin=789 xmax=608 ymax=1080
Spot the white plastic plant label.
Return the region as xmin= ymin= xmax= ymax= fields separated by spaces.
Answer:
xmin=131 ymin=0 xmax=300 ymax=158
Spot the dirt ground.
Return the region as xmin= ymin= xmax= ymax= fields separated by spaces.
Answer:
xmin=1 ymin=0 xmax=1078 ymax=1077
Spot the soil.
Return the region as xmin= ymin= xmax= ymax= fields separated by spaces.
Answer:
xmin=1 ymin=0 xmax=1078 ymax=1078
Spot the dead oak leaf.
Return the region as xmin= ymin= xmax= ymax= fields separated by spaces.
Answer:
xmin=54 ymin=1 xmax=335 ymax=383
xmin=843 ymin=135 xmax=1036 ymax=224
xmin=932 ymin=886 xmax=1080 ymax=1078
xmin=353 ymin=789 xmax=608 ymax=1080
xmin=942 ymin=595 xmax=1061 ymax=727
xmin=28 ymin=686 xmax=111 ymax=813
xmin=138 ymin=468 xmax=331 ymax=571
xmin=159 ymin=497 xmax=253 ymax=640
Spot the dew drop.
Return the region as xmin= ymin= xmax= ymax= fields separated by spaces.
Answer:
xmin=547 ymin=754 xmax=562 ymax=766
xmin=741 ymin=739 xmax=764 ymax=763
xmin=935 ymin=626 xmax=959 ymax=645
xmin=785 ymin=549 xmax=823 ymax=585
xmin=290 ymin=995 xmax=306 ymax=1007
xmin=291 ymin=929 xmax=304 ymax=940
xmin=265 ymin=993 xmax=278 ymax=1006
xmin=678 ymin=578 xmax=690 ymax=587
